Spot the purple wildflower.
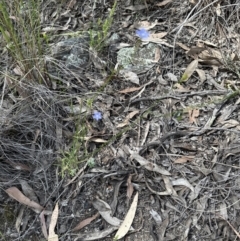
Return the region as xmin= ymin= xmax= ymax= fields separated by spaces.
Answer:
xmin=136 ymin=28 xmax=150 ymax=40
xmin=92 ymin=110 xmax=102 ymax=121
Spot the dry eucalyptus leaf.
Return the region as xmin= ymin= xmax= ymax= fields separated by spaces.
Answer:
xmin=66 ymin=0 xmax=77 ymax=9
xmin=120 ymin=70 xmax=140 ymax=85
xmin=155 ymin=47 xmax=161 ymax=62
xmin=118 ymin=86 xmax=142 ymax=94
xmin=73 ymin=226 xmax=118 ymax=241
xmin=158 ymin=217 xmax=169 ymax=239
xmin=199 ymin=48 xmax=223 ymax=62
xmin=174 ymin=156 xmax=194 ymax=164
xmin=127 ymin=175 xmax=134 ymax=200
xmin=135 ymin=20 xmax=158 ymax=30
xmin=163 ymin=176 xmax=177 ymax=196
xmin=171 ymin=178 xmax=194 ymax=192
xmin=189 ymin=177 xmax=208 ymax=202
xmin=92 ymin=198 xmax=122 ymax=226
xmin=117 ymin=110 xmax=139 ymax=128
xmin=189 ymin=109 xmax=199 ymax=124
xmin=64 ymin=105 xmax=87 ymax=115
xmin=167 ymin=72 xmax=178 ymax=82
xmin=176 ymin=42 xmax=190 ymax=51
xmin=149 ymin=209 xmax=162 ymax=224
xmin=150 ymin=32 xmax=168 ymax=39
xmin=231 ymin=53 xmax=240 ymax=61
xmin=5 ymin=160 xmax=31 ymax=171
xmin=199 ymin=58 xmax=222 ymax=66
xmin=13 ymin=66 xmax=24 ymax=76
xmin=131 ymin=153 xmax=171 ymax=176
xmin=125 ymin=5 xmax=148 ymax=11
xmin=156 ymin=0 xmax=172 ymax=6
xmin=5 ymin=187 xmax=43 ymax=213
xmin=180 ymin=59 xmax=198 ymax=83
xmin=18 ymin=179 xmax=38 ymax=203
xmin=15 ymin=206 xmax=25 ymax=233
xmin=216 ymin=3 xmax=221 ymax=16
xmin=143 ymin=34 xmax=171 ymax=47
xmin=198 ymin=40 xmax=218 ymax=47
xmin=40 ymin=211 xmax=48 ymax=239
xmin=173 ymin=83 xmax=190 ymax=92
xmin=89 ymin=49 xmax=107 ymax=70
xmin=90 ymin=138 xmax=107 ymax=143
xmin=146 ymin=181 xmax=172 ymax=196
xmin=187 ymin=47 xmax=206 ymax=56
xmin=141 ymin=121 xmax=150 ymax=146
xmin=72 ymin=213 xmax=99 ymax=231
xmin=48 ymin=202 xmax=59 ymax=241
xmin=219 ymin=202 xmax=228 ymax=220
xmin=42 ymin=25 xmax=69 ymax=32
xmin=221 ymin=119 xmax=239 ymax=128
xmin=196 ymin=69 xmax=206 ymax=82
xmin=114 ymin=192 xmax=138 ymax=240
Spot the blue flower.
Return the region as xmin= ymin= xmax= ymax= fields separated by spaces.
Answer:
xmin=136 ymin=28 xmax=150 ymax=40
xmin=92 ymin=110 xmax=102 ymax=121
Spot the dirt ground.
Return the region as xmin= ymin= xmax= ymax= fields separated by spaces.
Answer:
xmin=1 ymin=0 xmax=240 ymax=240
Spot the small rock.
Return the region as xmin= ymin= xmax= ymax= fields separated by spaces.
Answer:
xmin=117 ymin=43 xmax=158 ymax=74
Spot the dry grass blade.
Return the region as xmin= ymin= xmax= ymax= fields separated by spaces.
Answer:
xmin=220 ymin=216 xmax=240 ymax=238
xmin=15 ymin=206 xmax=25 ymax=233
xmin=64 ymin=163 xmax=88 ymax=187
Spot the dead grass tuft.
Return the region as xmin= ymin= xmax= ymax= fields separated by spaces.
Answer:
xmin=0 ymin=84 xmax=67 ymax=179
